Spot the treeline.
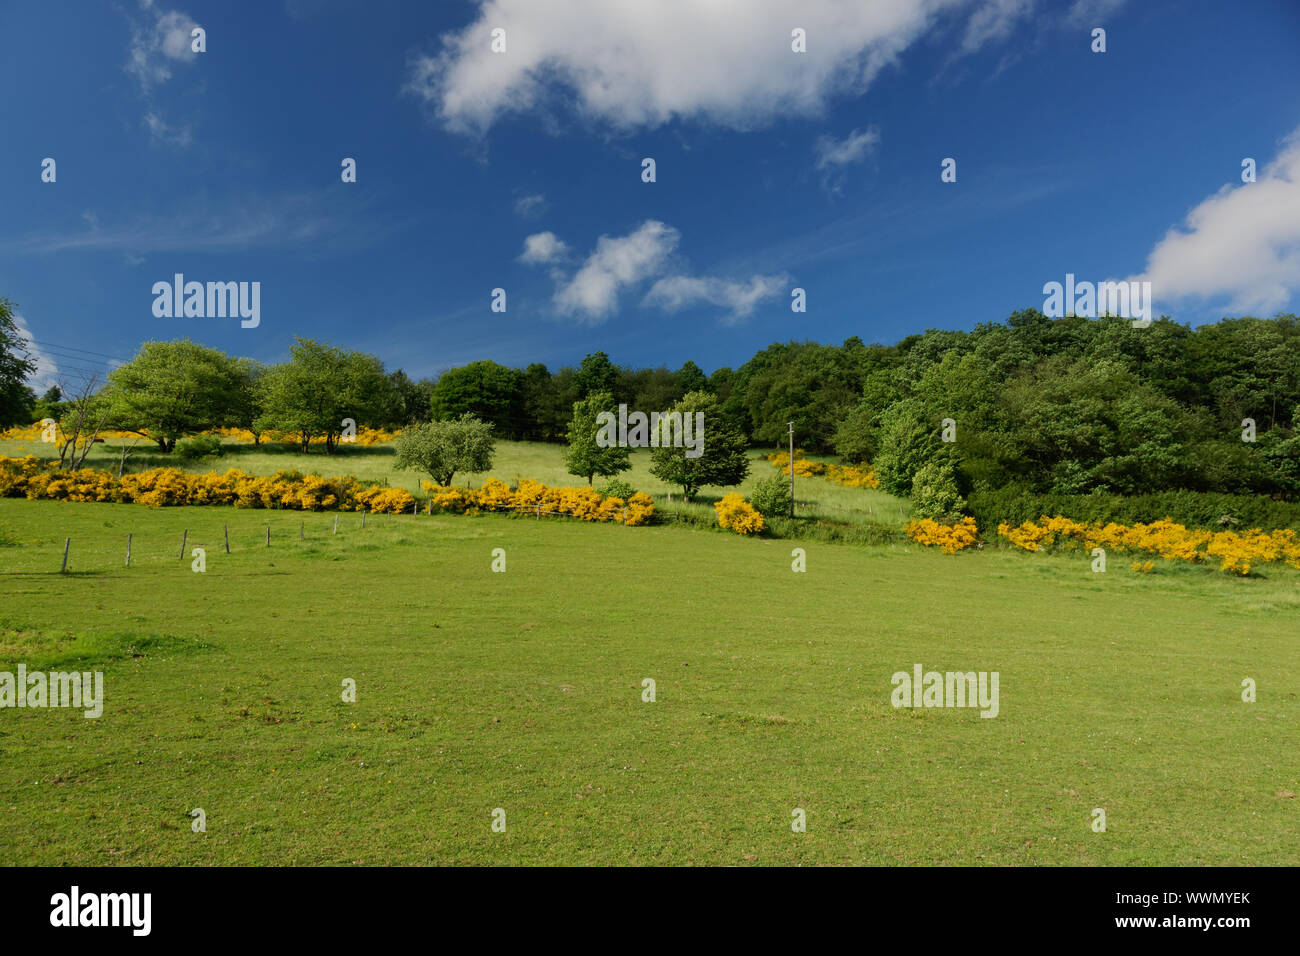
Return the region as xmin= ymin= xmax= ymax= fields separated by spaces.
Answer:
xmin=3 ymin=292 xmax=1298 ymax=501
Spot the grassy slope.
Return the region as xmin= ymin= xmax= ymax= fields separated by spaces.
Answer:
xmin=1 ymin=499 xmax=1297 ymax=865
xmin=0 ymin=436 xmax=914 ymax=528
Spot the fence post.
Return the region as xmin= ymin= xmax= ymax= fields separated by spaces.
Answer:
xmin=536 ymin=503 xmax=540 ymax=520
xmin=333 ymin=514 xmax=338 ymax=534
xmin=126 ymin=533 xmax=131 ymax=567
xmin=224 ymin=525 xmax=230 ymax=554
xmin=61 ymin=537 xmax=70 ymax=573
xmin=266 ymin=524 xmax=271 ymax=547
xmin=300 ymin=520 xmax=305 ymax=540
xmin=362 ymin=510 xmax=366 ymax=528
xmin=179 ymin=529 xmax=187 ymax=559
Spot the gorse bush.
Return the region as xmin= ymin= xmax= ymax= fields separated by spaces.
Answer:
xmin=714 ymin=493 xmax=766 ymax=535
xmin=421 ymin=477 xmax=654 ymax=526
xmin=0 ymin=455 xmax=413 ymax=513
xmin=967 ymin=485 xmax=1300 ymax=532
xmin=996 ymin=515 xmax=1300 ymax=575
xmin=904 ymin=517 xmax=979 ymax=553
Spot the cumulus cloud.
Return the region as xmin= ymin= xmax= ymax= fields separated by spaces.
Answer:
xmin=1129 ymin=128 xmax=1300 ymax=315
xmin=518 ymin=231 xmax=569 ymax=264
xmin=126 ymin=2 xmax=201 ymax=93
xmin=523 ymin=220 xmax=787 ymax=324
xmin=408 ymin=0 xmax=1039 ymax=134
xmin=553 ymin=221 xmax=680 ymax=322
xmin=644 ymin=274 xmax=788 ymax=323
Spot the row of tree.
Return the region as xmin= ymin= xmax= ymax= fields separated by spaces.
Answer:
xmin=3 ymin=294 xmax=1297 ymax=499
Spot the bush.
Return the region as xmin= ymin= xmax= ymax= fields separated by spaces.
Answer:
xmin=174 ymin=435 xmax=224 ymax=459
xmin=714 ymin=493 xmax=766 ymax=535
xmin=749 ymin=473 xmax=792 ymax=517
xmin=596 ymin=478 xmax=637 ymax=500
xmin=910 ymin=460 xmax=965 ymax=520
xmin=967 ymin=484 xmax=1300 ymax=532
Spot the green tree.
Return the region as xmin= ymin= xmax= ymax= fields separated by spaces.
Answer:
xmin=910 ymin=459 xmax=966 ymax=519
xmin=429 ymin=360 xmax=521 ymax=434
xmin=101 ymin=339 xmax=244 ymax=451
xmin=649 ymin=390 xmax=749 ymax=499
xmin=564 ymin=390 xmax=630 ymax=485
xmin=873 ymin=399 xmax=943 ymax=496
xmin=0 ymin=298 xmax=37 ymax=429
xmin=394 ymin=413 xmax=496 ymax=486
xmin=574 ymin=351 xmax=618 ymax=399
xmin=254 ymin=338 xmax=395 ymax=453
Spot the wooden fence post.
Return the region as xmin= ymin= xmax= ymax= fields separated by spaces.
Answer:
xmin=300 ymin=520 xmax=305 ymax=540
xmin=126 ymin=533 xmax=131 ymax=567
xmin=333 ymin=514 xmax=338 ymax=534
xmin=61 ymin=537 xmax=70 ymax=573
xmin=179 ymin=529 xmax=187 ymax=559
xmin=266 ymin=524 xmax=271 ymax=546
xmin=224 ymin=525 xmax=230 ymax=554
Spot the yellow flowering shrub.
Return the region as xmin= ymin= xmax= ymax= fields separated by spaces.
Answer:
xmin=766 ymin=449 xmax=879 ymax=489
xmin=905 ymin=516 xmax=979 ymax=553
xmin=714 ymin=493 xmax=766 ymax=535
xmin=0 ymin=455 xmax=409 ymax=514
xmin=997 ymin=514 xmax=1300 ymax=575
xmin=420 ymin=478 xmax=657 ymax=526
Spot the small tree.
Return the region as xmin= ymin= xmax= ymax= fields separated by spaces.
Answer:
xmin=394 ymin=414 xmax=495 ymax=486
xmin=565 ymin=390 xmax=630 ymax=485
xmin=649 ymin=390 xmax=749 ymax=499
xmin=749 ymin=473 xmax=793 ymax=518
xmin=910 ymin=459 xmax=966 ymax=520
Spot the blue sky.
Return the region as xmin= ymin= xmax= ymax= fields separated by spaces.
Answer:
xmin=3 ymin=0 xmax=1299 ymax=391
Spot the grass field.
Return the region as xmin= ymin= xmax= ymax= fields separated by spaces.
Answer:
xmin=2 ymin=492 xmax=1298 ymax=865
xmin=0 ymin=436 xmax=914 ymax=529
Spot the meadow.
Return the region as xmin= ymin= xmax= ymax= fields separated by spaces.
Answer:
xmin=1 ymin=456 xmax=1298 ymax=864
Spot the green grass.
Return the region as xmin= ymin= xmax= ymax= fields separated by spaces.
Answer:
xmin=1 ymin=498 xmax=1297 ymax=865
xmin=0 ymin=436 xmax=915 ymax=530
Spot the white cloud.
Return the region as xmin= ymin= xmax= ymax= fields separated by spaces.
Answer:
xmin=815 ymin=126 xmax=881 ymax=170
xmin=144 ymin=111 xmax=193 ymax=147
xmin=408 ymin=0 xmax=1037 ymax=134
xmin=1129 ymin=128 xmax=1300 ymax=315
xmin=1065 ymin=0 xmax=1127 ymax=27
xmin=518 ymin=231 xmax=569 ymax=264
xmin=10 ymin=315 xmax=61 ymax=394
xmin=514 ymin=193 xmax=547 ymax=218
xmin=644 ymin=274 xmax=788 ymax=323
xmin=126 ymin=3 xmax=201 ymax=93
xmin=960 ymin=0 xmax=1034 ymax=52
xmin=525 ymin=219 xmax=787 ymax=323
xmin=554 ymin=221 xmax=679 ymax=322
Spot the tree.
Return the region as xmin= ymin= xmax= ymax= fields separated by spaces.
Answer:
xmin=429 ymin=360 xmax=521 ymax=434
xmin=0 ymin=298 xmax=37 ymax=429
xmin=575 ymin=351 xmax=618 ymax=399
xmin=101 ymin=339 xmax=245 ymax=451
xmin=564 ymin=390 xmax=630 ymax=485
xmin=255 ymin=338 xmax=396 ymax=452
xmin=873 ymin=399 xmax=942 ymax=496
xmin=910 ymin=460 xmax=966 ymax=519
xmin=649 ymin=390 xmax=749 ymax=499
xmin=394 ymin=414 xmax=496 ymax=486
xmin=675 ymin=360 xmax=708 ymax=395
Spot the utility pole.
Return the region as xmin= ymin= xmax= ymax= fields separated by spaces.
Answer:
xmin=787 ymin=421 xmax=795 ymax=518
